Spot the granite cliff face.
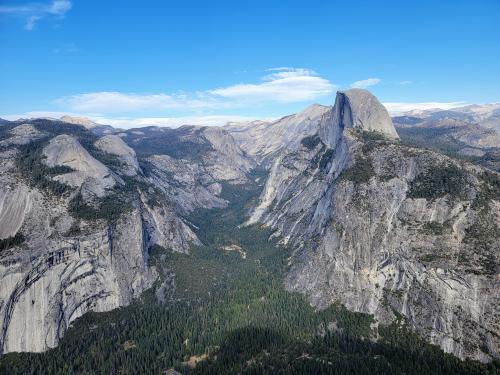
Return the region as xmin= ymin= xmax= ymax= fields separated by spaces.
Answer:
xmin=0 ymin=118 xmax=252 ymax=353
xmin=226 ymin=104 xmax=330 ymax=166
xmin=247 ymin=89 xmax=499 ymax=362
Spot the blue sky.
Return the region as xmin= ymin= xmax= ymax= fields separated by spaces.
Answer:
xmin=1 ymin=0 xmax=499 ymax=127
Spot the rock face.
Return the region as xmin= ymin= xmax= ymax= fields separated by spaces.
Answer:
xmin=0 ymin=121 xmax=215 ymax=353
xmin=247 ymin=90 xmax=499 ymax=362
xmin=0 ymin=124 xmax=45 ymax=147
xmin=0 ymin=115 xmax=259 ymax=353
xmin=60 ymin=116 xmax=96 ymax=129
xmin=145 ymin=154 xmax=227 ymax=214
xmin=199 ymin=126 xmax=256 ymax=183
xmin=43 ymin=134 xmax=116 ymax=197
xmin=226 ymin=104 xmax=330 ymax=165
xmin=319 ymin=89 xmax=399 ymax=146
xmin=95 ymin=134 xmax=140 ymax=176
xmin=0 ymin=201 xmax=156 ymax=353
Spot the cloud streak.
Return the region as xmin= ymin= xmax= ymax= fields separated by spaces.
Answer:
xmin=0 ymin=0 xmax=72 ymax=30
xmin=210 ymin=68 xmax=334 ymax=103
xmin=54 ymin=68 xmax=336 ymax=113
xmin=350 ymin=78 xmax=381 ymax=89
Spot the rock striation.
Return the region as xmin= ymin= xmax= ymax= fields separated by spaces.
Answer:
xmin=95 ymin=134 xmax=140 ymax=176
xmin=43 ymin=134 xmax=116 ymax=197
xmin=226 ymin=104 xmax=330 ymax=165
xmin=247 ymin=89 xmax=499 ymax=362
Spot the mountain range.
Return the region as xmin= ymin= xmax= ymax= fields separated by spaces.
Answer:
xmin=0 ymin=90 xmax=498 ymax=373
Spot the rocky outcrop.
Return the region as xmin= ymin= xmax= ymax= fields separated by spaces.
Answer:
xmin=319 ymin=89 xmax=398 ymax=146
xmin=0 ymin=124 xmax=202 ymax=353
xmin=0 ymin=204 xmax=156 ymax=353
xmin=200 ymin=127 xmax=256 ymax=183
xmin=0 ymin=124 xmax=45 ymax=147
xmin=0 ymin=184 xmax=31 ymax=239
xmin=1 ymin=91 xmax=498 ymax=363
xmin=95 ymin=134 xmax=140 ymax=176
xmin=43 ymin=134 xmax=115 ymax=197
xmin=60 ymin=116 xmax=96 ymax=129
xmin=226 ymin=104 xmax=330 ymax=165
xmin=393 ymin=103 xmax=500 ymax=153
xmin=145 ymin=154 xmax=226 ymax=214
xmin=248 ymin=90 xmax=499 ymax=362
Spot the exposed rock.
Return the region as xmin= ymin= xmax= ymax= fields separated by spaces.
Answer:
xmin=43 ymin=134 xmax=115 ymax=197
xmin=140 ymin=194 xmax=201 ymax=253
xmin=0 ymin=184 xmax=31 ymax=239
xmin=226 ymin=104 xmax=330 ymax=165
xmin=200 ymin=126 xmax=256 ymax=183
xmin=0 ymin=123 xmax=204 ymax=353
xmin=247 ymin=90 xmax=499 ymax=362
xmin=1 ymin=92 xmax=498 ymax=364
xmin=319 ymin=89 xmax=399 ymax=146
xmin=60 ymin=116 xmax=96 ymax=129
xmin=95 ymin=134 xmax=140 ymax=176
xmin=146 ymin=154 xmax=226 ymax=214
xmin=458 ymin=147 xmax=486 ymax=157
xmin=394 ymin=103 xmax=500 ymax=149
xmin=0 ymin=124 xmax=45 ymax=147
xmin=0 ymin=204 xmax=156 ymax=353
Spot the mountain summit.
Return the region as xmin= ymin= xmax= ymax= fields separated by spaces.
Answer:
xmin=320 ymin=89 xmax=398 ymax=147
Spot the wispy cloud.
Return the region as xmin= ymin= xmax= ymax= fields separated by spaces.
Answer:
xmin=54 ymin=68 xmax=335 ymax=113
xmin=383 ymin=101 xmax=466 ymax=114
xmin=54 ymin=92 xmax=222 ymax=113
xmin=399 ymin=80 xmax=413 ymax=85
xmin=209 ymin=67 xmax=334 ymax=103
xmin=0 ymin=0 xmax=72 ymax=30
xmin=350 ymin=78 xmax=381 ymax=89
xmin=53 ymin=43 xmax=80 ymax=54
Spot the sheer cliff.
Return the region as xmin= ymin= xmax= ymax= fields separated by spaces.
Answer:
xmin=248 ymin=89 xmax=499 ymax=362
xmin=0 ymin=119 xmax=253 ymax=353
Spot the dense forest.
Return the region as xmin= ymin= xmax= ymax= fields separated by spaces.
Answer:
xmin=1 ymin=169 xmax=498 ymax=375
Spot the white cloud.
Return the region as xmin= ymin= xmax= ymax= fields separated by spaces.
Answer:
xmin=350 ymin=78 xmax=381 ymax=89
xmin=53 ymin=43 xmax=80 ymax=54
xmin=210 ymin=67 xmax=334 ymax=103
xmin=383 ymin=101 xmax=466 ymax=114
xmin=0 ymin=0 xmax=72 ymax=30
xmin=54 ymin=92 xmax=220 ymax=112
xmin=53 ymin=68 xmax=335 ymax=113
xmin=399 ymin=80 xmax=413 ymax=85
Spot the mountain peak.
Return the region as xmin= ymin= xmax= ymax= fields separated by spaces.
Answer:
xmin=295 ymin=103 xmax=330 ymax=120
xmin=338 ymin=89 xmax=398 ymax=138
xmin=320 ymin=89 xmax=398 ymax=146
xmin=60 ymin=115 xmax=96 ymax=129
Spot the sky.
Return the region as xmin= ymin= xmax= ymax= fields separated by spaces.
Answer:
xmin=1 ymin=0 xmax=499 ymax=128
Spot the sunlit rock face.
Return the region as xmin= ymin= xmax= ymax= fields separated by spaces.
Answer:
xmin=226 ymin=103 xmax=330 ymax=166
xmin=43 ymin=134 xmax=116 ymax=197
xmin=319 ymin=88 xmax=399 ymax=148
xmin=95 ymin=134 xmax=140 ymax=176
xmin=247 ymin=90 xmax=499 ymax=362
xmin=0 ymin=114 xmax=260 ymax=353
